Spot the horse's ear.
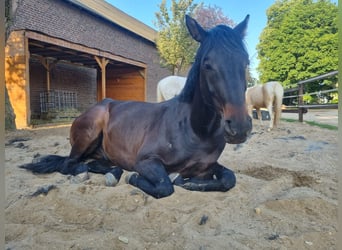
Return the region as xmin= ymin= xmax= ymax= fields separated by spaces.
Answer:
xmin=185 ymin=15 xmax=207 ymax=42
xmin=234 ymin=14 xmax=250 ymax=39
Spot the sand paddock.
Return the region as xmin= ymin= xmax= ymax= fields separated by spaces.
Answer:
xmin=5 ymin=120 xmax=337 ymax=249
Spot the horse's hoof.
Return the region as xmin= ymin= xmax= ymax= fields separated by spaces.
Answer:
xmin=168 ymin=173 xmax=180 ymax=183
xmin=125 ymin=172 xmax=138 ymax=184
xmin=70 ymin=171 xmax=89 ymax=184
xmin=105 ymin=172 xmax=118 ymax=187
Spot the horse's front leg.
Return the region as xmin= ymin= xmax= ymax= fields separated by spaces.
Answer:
xmin=173 ymin=163 xmax=236 ymax=192
xmin=125 ymin=159 xmax=174 ymax=199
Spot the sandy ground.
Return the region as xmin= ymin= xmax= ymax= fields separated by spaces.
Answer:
xmin=5 ymin=118 xmax=338 ymax=250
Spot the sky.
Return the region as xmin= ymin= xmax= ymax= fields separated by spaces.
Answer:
xmin=105 ymin=0 xmax=337 ymax=80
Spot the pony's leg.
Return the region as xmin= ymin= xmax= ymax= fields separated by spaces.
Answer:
xmin=126 ymin=159 xmax=174 ymax=199
xmin=256 ymin=108 xmax=263 ymax=126
xmin=172 ymin=163 xmax=236 ymax=192
xmin=266 ymin=103 xmax=274 ymax=131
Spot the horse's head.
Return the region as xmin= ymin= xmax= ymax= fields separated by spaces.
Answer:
xmin=185 ymin=15 xmax=252 ymax=144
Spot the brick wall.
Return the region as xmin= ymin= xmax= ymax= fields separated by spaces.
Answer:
xmin=10 ymin=0 xmax=170 ymax=102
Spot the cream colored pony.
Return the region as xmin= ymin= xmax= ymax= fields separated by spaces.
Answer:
xmin=246 ymin=81 xmax=284 ymax=131
xmin=157 ymin=75 xmax=186 ymax=102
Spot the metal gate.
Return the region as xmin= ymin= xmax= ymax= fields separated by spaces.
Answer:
xmin=40 ymin=90 xmax=78 ymax=117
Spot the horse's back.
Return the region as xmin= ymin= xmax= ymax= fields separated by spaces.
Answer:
xmin=157 ymin=76 xmax=187 ymax=102
xmin=247 ymin=82 xmax=284 ymax=107
xmin=264 ymin=81 xmax=284 ymax=97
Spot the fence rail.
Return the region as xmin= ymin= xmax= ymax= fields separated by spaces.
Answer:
xmin=282 ymin=71 xmax=338 ymax=122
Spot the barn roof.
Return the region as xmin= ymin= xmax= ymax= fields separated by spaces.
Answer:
xmin=67 ymin=0 xmax=157 ymax=43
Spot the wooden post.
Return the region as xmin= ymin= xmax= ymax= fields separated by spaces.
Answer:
xmin=46 ymin=60 xmax=51 ymax=91
xmin=298 ymin=83 xmax=304 ymax=122
xmin=95 ymin=56 xmax=109 ymax=99
xmin=38 ymin=57 xmax=57 ymax=114
xmin=39 ymin=57 xmax=57 ymax=91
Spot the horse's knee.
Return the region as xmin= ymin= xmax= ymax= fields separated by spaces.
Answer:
xmin=125 ymin=172 xmax=174 ymax=199
xmin=155 ymin=184 xmax=174 ymax=198
xmin=221 ymin=177 xmax=236 ymax=192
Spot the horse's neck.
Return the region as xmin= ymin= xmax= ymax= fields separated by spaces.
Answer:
xmin=189 ymin=84 xmax=221 ymax=138
xmin=178 ymin=67 xmax=222 ymax=138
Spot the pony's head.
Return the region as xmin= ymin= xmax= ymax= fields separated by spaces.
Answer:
xmin=185 ymin=14 xmax=252 ymax=144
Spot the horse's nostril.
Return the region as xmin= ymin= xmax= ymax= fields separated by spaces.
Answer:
xmin=230 ymin=129 xmax=237 ymax=136
xmin=225 ymin=120 xmax=237 ymax=136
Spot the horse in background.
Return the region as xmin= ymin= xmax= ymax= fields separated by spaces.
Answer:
xmin=157 ymin=75 xmax=186 ymax=102
xmin=245 ymin=81 xmax=284 ymax=131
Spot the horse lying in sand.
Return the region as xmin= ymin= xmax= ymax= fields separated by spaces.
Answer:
xmin=19 ymin=14 xmax=252 ymax=199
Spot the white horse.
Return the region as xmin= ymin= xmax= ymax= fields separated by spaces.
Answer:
xmin=156 ymin=75 xmax=187 ymax=102
xmin=245 ymin=81 xmax=284 ymax=131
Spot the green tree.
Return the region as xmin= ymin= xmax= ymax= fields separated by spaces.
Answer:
xmin=257 ymin=0 xmax=338 ymax=89
xmin=154 ymin=0 xmax=199 ymax=75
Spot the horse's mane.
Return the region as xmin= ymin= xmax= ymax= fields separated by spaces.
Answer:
xmin=179 ymin=25 xmax=248 ymax=103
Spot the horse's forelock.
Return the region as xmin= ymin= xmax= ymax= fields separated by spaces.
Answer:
xmin=209 ymin=25 xmax=248 ymax=56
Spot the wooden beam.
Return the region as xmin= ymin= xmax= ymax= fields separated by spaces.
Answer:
xmin=138 ymin=69 xmax=145 ymax=78
xmin=25 ymin=31 xmax=146 ymax=68
xmin=95 ymin=56 xmax=109 ymax=99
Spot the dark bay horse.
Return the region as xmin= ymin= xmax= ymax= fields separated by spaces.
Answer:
xmin=20 ymin=15 xmax=252 ymax=199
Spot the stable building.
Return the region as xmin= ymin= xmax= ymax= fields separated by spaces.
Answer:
xmin=5 ymin=0 xmax=171 ymax=128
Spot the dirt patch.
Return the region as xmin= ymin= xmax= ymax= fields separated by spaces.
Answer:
xmin=5 ymin=121 xmax=338 ymax=249
xmin=241 ymin=165 xmax=316 ymax=187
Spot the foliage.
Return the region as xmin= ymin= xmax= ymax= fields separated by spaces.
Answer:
xmin=193 ymin=4 xmax=235 ymax=29
xmin=257 ymin=0 xmax=338 ymax=90
xmin=303 ymin=93 xmax=313 ymax=104
xmin=154 ymin=0 xmax=199 ymax=75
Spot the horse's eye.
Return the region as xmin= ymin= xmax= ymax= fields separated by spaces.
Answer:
xmin=203 ymin=62 xmax=212 ymax=70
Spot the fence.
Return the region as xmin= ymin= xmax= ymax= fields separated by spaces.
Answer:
xmin=40 ymin=90 xmax=79 ymax=118
xmin=283 ymin=71 xmax=338 ymax=122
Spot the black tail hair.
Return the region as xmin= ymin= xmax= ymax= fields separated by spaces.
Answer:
xmin=19 ymin=155 xmax=123 ymax=179
xmin=19 ymin=155 xmax=72 ymax=175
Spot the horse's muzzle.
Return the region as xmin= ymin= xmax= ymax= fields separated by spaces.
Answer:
xmin=223 ymin=115 xmax=252 ymax=144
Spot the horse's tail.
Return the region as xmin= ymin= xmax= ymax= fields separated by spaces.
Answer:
xmin=19 ymin=155 xmax=123 ymax=180
xmin=19 ymin=155 xmax=84 ymax=175
xmin=273 ymin=82 xmax=284 ymax=127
